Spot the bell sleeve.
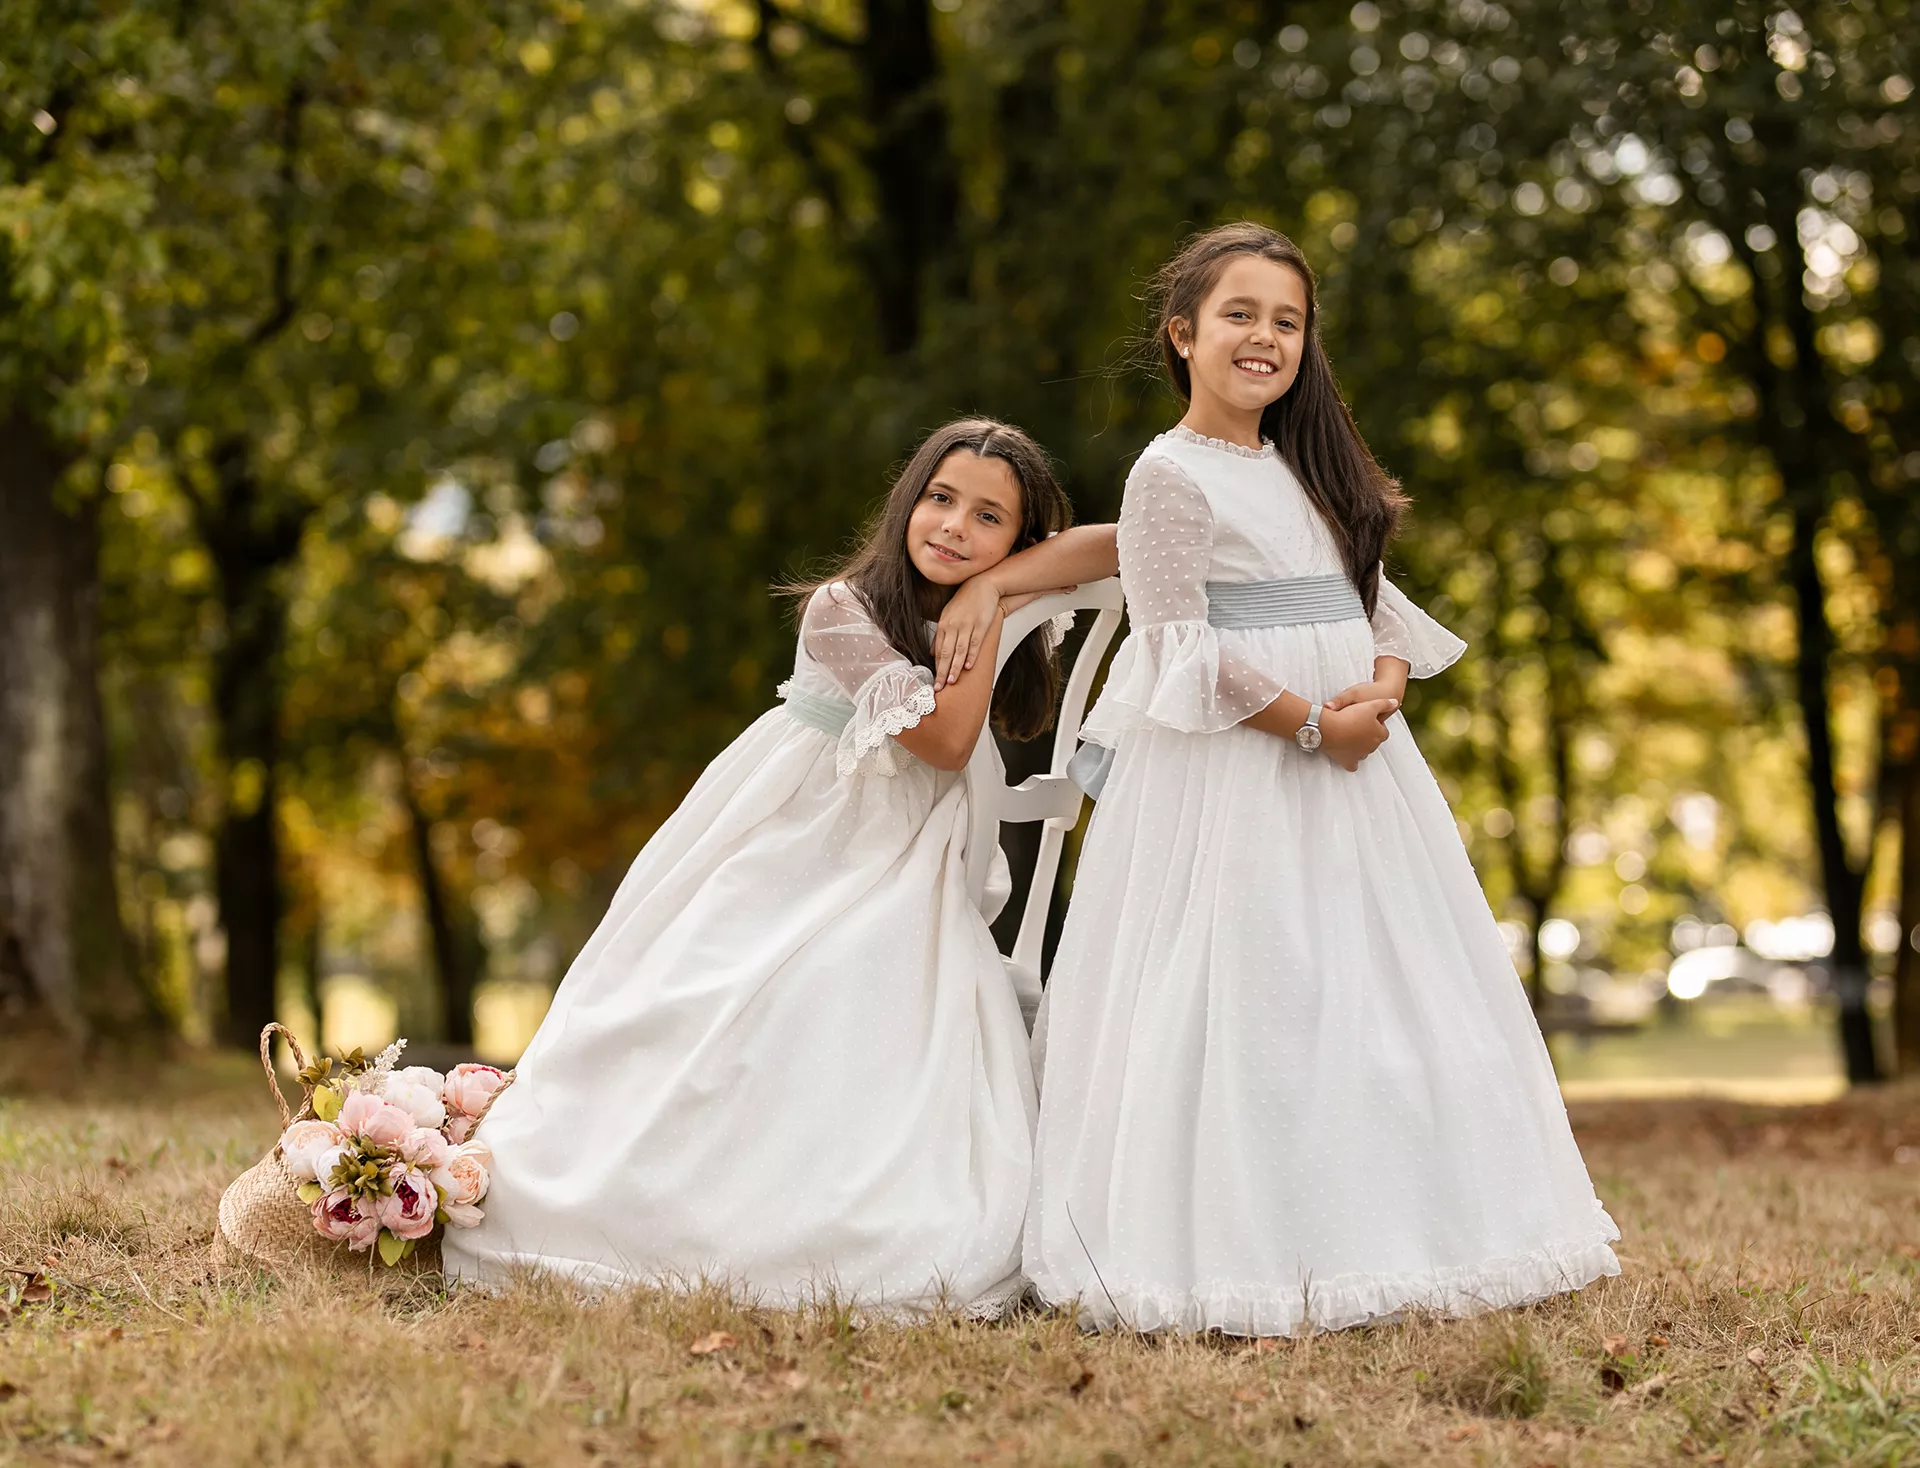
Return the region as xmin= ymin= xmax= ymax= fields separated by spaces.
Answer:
xmin=1370 ymin=572 xmax=1467 ymax=678
xmin=1081 ymin=453 xmax=1288 ymax=739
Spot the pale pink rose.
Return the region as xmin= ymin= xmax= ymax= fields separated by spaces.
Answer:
xmin=443 ymin=1114 xmax=475 ymax=1145
xmin=313 ymin=1189 xmax=382 ymax=1251
xmin=397 ymin=1126 xmax=453 ymax=1172
xmin=278 ymin=1119 xmax=343 ymax=1182
xmin=374 ymin=1164 xmax=439 ymax=1241
xmin=384 ymin=1066 xmax=448 ymax=1130
xmin=433 ymin=1140 xmax=492 ymax=1227
xmin=442 ymin=1063 xmax=507 ymax=1119
xmin=435 ymin=1136 xmax=491 ymax=1205
xmin=337 ymin=1090 xmax=413 ymax=1148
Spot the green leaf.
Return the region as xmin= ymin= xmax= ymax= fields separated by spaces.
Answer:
xmin=311 ymin=1085 xmax=342 ymax=1122
xmin=296 ymin=1181 xmax=323 ymax=1204
xmin=377 ymin=1229 xmax=406 ymax=1267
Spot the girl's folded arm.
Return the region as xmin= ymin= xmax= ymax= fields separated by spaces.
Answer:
xmin=933 ymin=524 xmax=1119 ymax=684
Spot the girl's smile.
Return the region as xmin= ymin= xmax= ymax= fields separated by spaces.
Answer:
xmin=1172 ymin=254 xmax=1310 ymax=446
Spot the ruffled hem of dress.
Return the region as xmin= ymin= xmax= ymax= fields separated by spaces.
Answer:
xmin=1080 ymin=620 xmax=1284 ymax=743
xmin=836 ymin=666 xmax=937 ymax=778
xmin=1033 ymin=1219 xmax=1621 ymax=1337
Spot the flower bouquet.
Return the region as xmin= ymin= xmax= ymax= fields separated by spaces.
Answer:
xmin=215 ymin=1024 xmax=513 ymax=1272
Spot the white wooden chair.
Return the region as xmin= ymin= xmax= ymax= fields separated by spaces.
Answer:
xmin=962 ymin=578 xmax=1125 ymax=1027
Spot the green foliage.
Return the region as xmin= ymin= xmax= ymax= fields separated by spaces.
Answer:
xmin=4 ymin=0 xmax=1912 ymax=1048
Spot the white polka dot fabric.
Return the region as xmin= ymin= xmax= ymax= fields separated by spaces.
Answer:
xmin=1026 ymin=428 xmax=1619 ymax=1335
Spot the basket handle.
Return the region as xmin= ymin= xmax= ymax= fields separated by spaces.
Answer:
xmin=466 ymin=1070 xmax=516 ymax=1135
xmin=257 ymin=1022 xmax=312 ymax=1131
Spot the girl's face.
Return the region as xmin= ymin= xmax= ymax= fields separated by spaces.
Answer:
xmin=906 ymin=449 xmax=1024 ymax=590
xmin=1172 ymin=254 xmax=1309 ymax=417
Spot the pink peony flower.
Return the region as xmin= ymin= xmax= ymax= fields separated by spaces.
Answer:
xmin=434 ymin=1140 xmax=492 ymax=1227
xmin=397 ymin=1126 xmax=453 ymax=1172
xmin=313 ymin=1188 xmax=382 ymax=1251
xmin=384 ymin=1066 xmax=448 ymax=1130
xmin=443 ymin=1114 xmax=475 ymax=1144
xmin=374 ymin=1164 xmax=439 ymax=1241
xmin=278 ymin=1119 xmax=343 ymax=1182
xmin=337 ymin=1090 xmax=414 ymax=1148
xmin=442 ymin=1063 xmax=507 ymax=1119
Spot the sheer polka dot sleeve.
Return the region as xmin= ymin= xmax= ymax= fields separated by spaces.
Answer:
xmin=1370 ymin=572 xmax=1467 ymax=678
xmin=799 ymin=586 xmax=937 ymax=777
xmin=1084 ymin=453 xmax=1288 ymax=737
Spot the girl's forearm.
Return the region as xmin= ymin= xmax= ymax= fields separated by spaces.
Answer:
xmin=894 ymin=613 xmax=1007 ymax=770
xmin=1241 ymin=688 xmax=1312 ymax=740
xmin=979 ymin=524 xmax=1119 ymax=598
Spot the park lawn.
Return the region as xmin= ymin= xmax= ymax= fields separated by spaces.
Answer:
xmin=2 ymin=1046 xmax=1917 ymax=1468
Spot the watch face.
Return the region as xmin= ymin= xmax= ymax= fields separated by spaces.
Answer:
xmin=1297 ymin=723 xmax=1323 ymax=751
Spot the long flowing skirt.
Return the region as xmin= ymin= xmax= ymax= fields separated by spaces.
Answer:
xmin=446 ymin=710 xmax=1036 ymax=1315
xmin=1028 ymin=645 xmax=1618 ymax=1335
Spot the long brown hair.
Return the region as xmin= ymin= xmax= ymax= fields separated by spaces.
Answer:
xmin=1149 ymin=221 xmax=1407 ymax=613
xmin=792 ymin=418 xmax=1071 ymax=741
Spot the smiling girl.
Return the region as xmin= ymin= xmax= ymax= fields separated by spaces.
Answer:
xmin=446 ymin=418 xmax=1115 ymax=1314
xmin=1024 ymin=224 xmax=1619 ymax=1335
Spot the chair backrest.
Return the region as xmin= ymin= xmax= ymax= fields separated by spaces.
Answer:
xmin=962 ymin=579 xmax=1125 ymax=1020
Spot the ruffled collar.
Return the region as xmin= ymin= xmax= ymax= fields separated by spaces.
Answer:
xmin=1161 ymin=424 xmax=1277 ymax=460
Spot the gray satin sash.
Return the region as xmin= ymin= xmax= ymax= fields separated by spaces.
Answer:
xmin=1070 ymin=573 xmax=1367 ymax=801
xmin=780 ymin=685 xmax=855 ymax=738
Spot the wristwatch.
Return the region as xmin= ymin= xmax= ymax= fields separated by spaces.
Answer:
xmin=1295 ymin=702 xmax=1324 ymax=753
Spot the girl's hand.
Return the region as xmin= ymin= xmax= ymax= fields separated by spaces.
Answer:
xmin=1320 ymin=698 xmax=1397 ymax=772
xmin=1325 ymin=660 xmax=1411 ymax=712
xmin=934 ymin=577 xmax=1006 ymax=687
xmin=935 ymin=583 xmax=1074 ymax=686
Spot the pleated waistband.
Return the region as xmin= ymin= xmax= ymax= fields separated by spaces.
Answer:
xmin=779 ymin=685 xmax=855 ymax=737
xmin=1205 ymin=574 xmax=1366 ymax=629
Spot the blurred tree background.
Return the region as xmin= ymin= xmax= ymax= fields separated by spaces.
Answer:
xmin=2 ymin=0 xmax=1914 ymax=1088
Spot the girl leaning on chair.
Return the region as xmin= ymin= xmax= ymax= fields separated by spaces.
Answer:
xmin=442 ymin=417 xmax=1116 ymax=1316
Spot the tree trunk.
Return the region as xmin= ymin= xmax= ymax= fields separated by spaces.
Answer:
xmin=1785 ymin=503 xmax=1879 ymax=1084
xmin=0 ymin=408 xmax=153 ymax=1042
xmin=859 ymin=0 xmax=961 ymax=354
xmin=401 ymin=778 xmax=482 ymax=1046
xmin=1894 ymin=750 xmax=1920 ymax=1075
xmin=200 ymin=435 xmax=305 ymax=1047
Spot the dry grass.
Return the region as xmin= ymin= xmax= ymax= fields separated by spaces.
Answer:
xmin=2 ymin=1039 xmax=1918 ymax=1467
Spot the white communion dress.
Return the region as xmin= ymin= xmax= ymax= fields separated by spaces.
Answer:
xmin=445 ymin=584 xmax=1037 ymax=1315
xmin=1025 ymin=426 xmax=1619 ymax=1335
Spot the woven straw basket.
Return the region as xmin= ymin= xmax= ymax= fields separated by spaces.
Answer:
xmin=212 ymin=1023 xmax=513 ymax=1274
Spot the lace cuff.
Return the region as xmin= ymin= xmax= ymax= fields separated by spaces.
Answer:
xmin=1043 ymin=609 xmax=1075 ymax=652
xmin=1080 ymin=621 xmax=1286 ymax=743
xmin=837 ymin=663 xmax=938 ymax=777
xmin=1371 ymin=578 xmax=1467 ymax=678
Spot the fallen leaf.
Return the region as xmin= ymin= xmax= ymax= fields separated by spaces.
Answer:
xmin=1251 ymin=1337 xmax=1280 ymax=1355
xmin=1630 ymin=1372 xmax=1671 ymax=1398
xmin=1600 ymin=1361 xmax=1628 ymax=1393
xmin=1746 ymin=1347 xmax=1768 ymax=1368
xmin=806 ymin=1434 xmax=843 ymax=1453
xmin=688 ymin=1331 xmax=738 ymax=1356
xmin=20 ymin=1274 xmax=52 ymax=1305
xmin=1068 ymin=1368 xmax=1094 ymax=1397
xmin=1446 ymin=1424 xmax=1481 ymax=1441
xmin=1602 ymin=1333 xmax=1631 ymax=1356
xmin=1649 ymin=1334 xmax=1670 ymax=1348
xmin=1897 ymin=1244 xmax=1920 ymax=1260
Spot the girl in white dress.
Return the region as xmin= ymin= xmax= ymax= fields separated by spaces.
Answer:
xmin=1020 ymin=223 xmax=1620 ymax=1335
xmin=445 ymin=418 xmax=1117 ymax=1314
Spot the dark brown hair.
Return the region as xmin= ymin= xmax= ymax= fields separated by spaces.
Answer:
xmin=1150 ymin=221 xmax=1407 ymax=613
xmin=793 ymin=418 xmax=1071 ymax=741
